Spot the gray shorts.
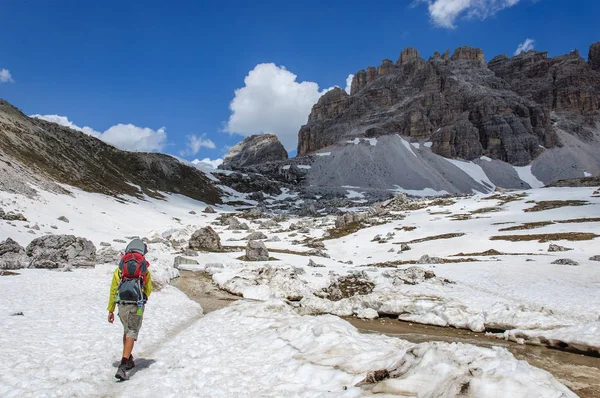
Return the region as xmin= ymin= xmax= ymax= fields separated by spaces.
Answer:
xmin=118 ymin=304 xmax=144 ymax=340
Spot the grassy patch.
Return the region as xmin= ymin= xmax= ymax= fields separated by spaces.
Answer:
xmin=361 ymin=257 xmax=478 ymax=268
xmin=470 ymin=206 xmax=503 ymax=215
xmin=482 ymin=192 xmax=528 ymax=205
xmin=236 ymin=256 xmax=280 ymax=261
xmin=490 ymin=232 xmax=599 ymax=243
xmin=395 ymin=232 xmax=465 ymax=245
xmin=450 ymin=249 xmax=545 ymax=256
xmin=499 ymin=221 xmax=554 ymax=231
xmin=395 ymin=226 xmax=417 ymax=232
xmin=524 ymin=200 xmax=589 ymax=213
xmin=555 ymin=217 xmax=600 ymax=224
xmin=323 ymin=221 xmax=385 ymax=241
xmin=449 ymin=214 xmax=472 ymax=221
xmin=0 ymin=270 xmax=20 ymax=276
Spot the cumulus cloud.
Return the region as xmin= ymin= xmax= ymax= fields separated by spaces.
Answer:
xmin=344 ymin=74 xmax=354 ymax=95
xmin=414 ymin=0 xmax=522 ymax=28
xmin=31 ymin=114 xmax=167 ymax=152
xmin=514 ymin=38 xmax=535 ymax=55
xmin=0 ymin=69 xmax=14 ymax=83
xmin=224 ymin=63 xmax=331 ymax=150
xmin=191 ymin=158 xmax=223 ymax=170
xmin=180 ymin=134 xmax=216 ymax=156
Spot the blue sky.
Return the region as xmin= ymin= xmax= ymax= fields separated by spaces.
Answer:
xmin=1 ymin=0 xmax=598 ymax=166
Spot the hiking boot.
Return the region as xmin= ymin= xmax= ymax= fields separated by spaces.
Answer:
xmin=125 ymin=355 xmax=135 ymax=370
xmin=115 ymin=364 xmax=129 ymax=381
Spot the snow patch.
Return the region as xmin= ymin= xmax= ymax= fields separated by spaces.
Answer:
xmin=423 ymin=142 xmax=433 ymax=148
xmin=514 ymin=165 xmax=545 ymax=189
xmin=446 ymin=159 xmax=495 ymax=192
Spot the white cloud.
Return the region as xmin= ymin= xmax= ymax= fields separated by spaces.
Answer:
xmin=0 ymin=69 xmax=14 ymax=83
xmin=345 ymin=74 xmax=354 ymax=95
xmin=30 ymin=114 xmax=167 ymax=152
xmin=191 ymin=158 xmax=223 ymax=170
xmin=180 ymin=134 xmax=216 ymax=156
xmin=514 ymin=38 xmax=535 ymax=55
xmin=224 ymin=63 xmax=330 ymax=150
xmin=414 ymin=0 xmax=522 ymax=28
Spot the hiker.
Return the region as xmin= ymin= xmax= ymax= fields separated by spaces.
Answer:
xmin=107 ymin=238 xmax=153 ymax=381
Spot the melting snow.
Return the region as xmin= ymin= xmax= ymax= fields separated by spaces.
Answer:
xmin=446 ymin=159 xmax=495 ymax=191
xmin=514 ymin=165 xmax=545 ymax=189
xmin=316 ymin=152 xmax=331 ymax=156
xmin=411 ymin=142 xmax=420 ymax=149
xmin=423 ymin=142 xmax=433 ymax=148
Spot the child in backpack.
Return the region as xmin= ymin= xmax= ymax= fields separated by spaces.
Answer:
xmin=107 ymin=238 xmax=153 ymax=381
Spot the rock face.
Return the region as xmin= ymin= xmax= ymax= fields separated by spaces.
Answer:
xmin=221 ymin=134 xmax=288 ymax=170
xmin=297 ymin=43 xmax=600 ymax=167
xmin=589 ymin=41 xmax=600 ymax=71
xmin=0 ymin=238 xmax=26 ymax=269
xmin=189 ymin=227 xmax=222 ymax=252
xmin=245 ymin=240 xmax=269 ymax=261
xmin=26 ymin=235 xmax=96 ymax=268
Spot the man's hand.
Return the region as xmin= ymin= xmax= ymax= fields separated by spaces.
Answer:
xmin=108 ymin=312 xmax=114 ymax=323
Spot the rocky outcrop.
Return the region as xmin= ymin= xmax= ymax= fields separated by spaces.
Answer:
xmin=0 ymin=99 xmax=222 ymax=203
xmin=451 ymin=46 xmax=485 ymax=64
xmin=0 ymin=238 xmax=25 ymax=269
xmin=221 ymin=134 xmax=288 ymax=170
xmin=589 ymin=41 xmax=600 ymax=71
xmin=189 ymin=226 xmax=222 ymax=252
xmin=297 ymin=43 xmax=600 ymax=167
xmin=26 ymin=235 xmax=96 ymax=268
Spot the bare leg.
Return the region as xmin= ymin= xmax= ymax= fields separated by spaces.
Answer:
xmin=122 ymin=337 xmax=135 ymax=359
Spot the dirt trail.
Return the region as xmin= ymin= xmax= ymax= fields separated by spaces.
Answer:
xmin=174 ymin=270 xmax=600 ymax=398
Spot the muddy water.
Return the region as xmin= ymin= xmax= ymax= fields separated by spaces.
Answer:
xmin=174 ymin=270 xmax=600 ymax=397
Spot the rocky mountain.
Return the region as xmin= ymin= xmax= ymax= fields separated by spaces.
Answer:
xmin=221 ymin=134 xmax=288 ymax=170
xmin=0 ymin=99 xmax=222 ymax=204
xmin=297 ymin=43 xmax=600 ymax=169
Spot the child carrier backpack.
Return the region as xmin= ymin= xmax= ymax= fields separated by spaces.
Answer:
xmin=117 ymin=250 xmax=149 ymax=304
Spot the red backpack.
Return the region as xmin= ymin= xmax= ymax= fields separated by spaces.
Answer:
xmin=117 ymin=251 xmax=149 ymax=304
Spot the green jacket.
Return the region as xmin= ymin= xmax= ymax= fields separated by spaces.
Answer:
xmin=107 ymin=268 xmax=153 ymax=312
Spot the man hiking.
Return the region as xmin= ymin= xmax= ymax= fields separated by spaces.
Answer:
xmin=107 ymin=238 xmax=153 ymax=381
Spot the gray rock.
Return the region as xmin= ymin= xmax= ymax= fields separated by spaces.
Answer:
xmin=245 ymin=231 xmax=268 ymax=240
xmin=245 ymin=240 xmax=269 ymax=261
xmin=113 ymin=239 xmax=127 ymax=243
xmin=590 ymin=41 xmax=600 ymax=71
xmin=308 ymin=248 xmax=330 ymax=258
xmin=589 ymin=255 xmax=600 ymax=261
xmin=259 ymin=219 xmax=279 ymax=229
xmin=57 ymin=216 xmax=69 ymax=223
xmin=3 ymin=211 xmax=27 ymax=222
xmin=221 ymin=134 xmax=288 ymax=170
xmin=401 ymin=243 xmax=411 ymax=251
xmin=551 ymin=258 xmax=579 ymax=266
xmin=548 ymin=244 xmax=573 ymax=252
xmin=50 ymin=225 xmax=58 ymax=230
xmin=203 ymin=206 xmax=216 ymax=214
xmin=308 ymin=259 xmax=325 ymax=268
xmin=188 ymin=211 xmax=196 ymax=215
xmin=26 ymin=235 xmax=96 ymax=268
xmin=388 ymin=248 xmax=395 ymax=252
xmin=226 ymin=217 xmax=249 ymax=231
xmin=183 ymin=249 xmax=199 ymax=257
xmin=31 ymin=225 xmax=40 ymax=231
xmin=417 ymin=254 xmax=443 ymax=264
xmin=383 ymin=266 xmax=437 ymax=285
xmin=174 ymin=256 xmax=199 ymax=269
xmin=298 ymin=227 xmax=310 ymax=234
xmin=319 ymin=271 xmax=374 ymax=301
xmin=266 ymin=236 xmax=281 ymax=242
xmin=96 ymin=246 xmax=121 ymax=264
xmin=99 ymin=242 xmax=111 ymax=247
xmin=0 ymin=238 xmax=26 ymax=269
xmin=189 ymin=226 xmax=222 ymax=252
xmin=335 ymin=212 xmax=365 ymax=229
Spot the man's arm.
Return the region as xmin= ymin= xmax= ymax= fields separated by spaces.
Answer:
xmin=143 ymin=270 xmax=153 ymax=299
xmin=107 ymin=268 xmax=120 ymax=312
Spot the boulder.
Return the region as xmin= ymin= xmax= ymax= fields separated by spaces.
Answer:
xmin=245 ymin=240 xmax=269 ymax=261
xmin=189 ymin=226 xmax=222 ymax=252
xmin=226 ymin=217 xmax=249 ymax=231
xmin=0 ymin=238 xmax=26 ymax=269
xmin=383 ymin=266 xmax=437 ymax=285
xmin=96 ymin=246 xmax=121 ymax=264
xmin=335 ymin=212 xmax=365 ymax=229
xmin=203 ymin=206 xmax=216 ymax=214
xmin=548 ymin=244 xmax=572 ymax=252
xmin=417 ymin=254 xmax=443 ymax=264
xmin=400 ymin=243 xmax=411 ymax=251
xmin=589 ymin=255 xmax=600 ymax=261
xmin=221 ymin=134 xmax=288 ymax=170
xmin=26 ymin=235 xmax=96 ymax=268
xmin=245 ymin=231 xmax=268 ymax=240
xmin=308 ymin=259 xmax=325 ymax=268
xmin=57 ymin=216 xmax=69 ymax=223
xmin=319 ymin=272 xmax=375 ymax=301
xmin=551 ymin=258 xmax=579 ymax=266
xmin=174 ymin=256 xmax=199 ymax=269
